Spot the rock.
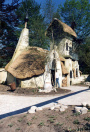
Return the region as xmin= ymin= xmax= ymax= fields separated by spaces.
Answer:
xmin=36 ymin=107 xmax=43 ymax=111
xmin=62 ymin=105 xmax=68 ymax=109
xmin=54 ymin=108 xmax=59 ymax=111
xmin=54 ymin=104 xmax=60 ymax=109
xmin=59 ymin=107 xmax=65 ymax=112
xmin=80 ymin=107 xmax=88 ymax=114
xmin=27 ymin=106 xmax=37 ymax=114
xmin=74 ymin=107 xmax=82 ymax=113
xmin=49 ymin=106 xmax=55 ymax=110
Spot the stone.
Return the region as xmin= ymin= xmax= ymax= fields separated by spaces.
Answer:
xmin=54 ymin=108 xmax=59 ymax=111
xmin=27 ymin=109 xmax=35 ymax=114
xmin=74 ymin=106 xmax=82 ymax=113
xmin=27 ymin=106 xmax=37 ymax=114
xmin=80 ymin=107 xmax=88 ymax=114
xmin=54 ymin=104 xmax=60 ymax=109
xmin=36 ymin=107 xmax=43 ymax=111
xmin=49 ymin=106 xmax=55 ymax=110
xmin=62 ymin=105 xmax=68 ymax=109
xmin=59 ymin=107 xmax=65 ymax=112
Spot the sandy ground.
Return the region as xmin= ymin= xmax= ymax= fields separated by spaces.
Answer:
xmin=0 ymin=86 xmax=90 ymax=119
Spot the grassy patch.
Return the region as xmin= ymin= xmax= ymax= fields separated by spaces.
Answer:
xmin=8 ymin=123 xmax=13 ymax=127
xmin=38 ymin=121 xmax=44 ymax=126
xmin=84 ymin=117 xmax=90 ymax=122
xmin=18 ymin=118 xmax=23 ymax=122
xmin=16 ymin=128 xmax=21 ymax=131
xmin=73 ymin=120 xmax=80 ymax=125
xmin=27 ymin=121 xmax=32 ymax=126
xmin=73 ymin=112 xmax=81 ymax=116
xmin=31 ymin=116 xmax=37 ymax=120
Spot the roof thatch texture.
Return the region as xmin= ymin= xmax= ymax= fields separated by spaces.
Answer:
xmin=5 ymin=47 xmax=48 ymax=79
xmin=61 ymin=62 xmax=69 ymax=75
xmin=60 ymin=56 xmax=65 ymax=62
xmin=45 ymin=18 xmax=77 ymax=38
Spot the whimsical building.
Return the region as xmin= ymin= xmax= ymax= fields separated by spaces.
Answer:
xmin=0 ymin=18 xmax=84 ymax=89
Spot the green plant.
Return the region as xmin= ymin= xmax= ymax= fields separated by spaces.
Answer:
xmin=56 ymin=122 xmax=63 ymax=126
xmin=8 ymin=124 xmax=13 ymax=127
xmin=18 ymin=118 xmax=23 ymax=122
xmin=49 ymin=115 xmax=56 ymax=119
xmin=16 ymin=128 xmax=21 ymax=131
xmin=31 ymin=116 xmax=37 ymax=120
xmin=27 ymin=121 xmax=32 ymax=126
xmin=73 ymin=112 xmax=81 ymax=116
xmin=84 ymin=117 xmax=90 ymax=122
xmin=48 ymin=118 xmax=55 ymax=123
xmin=23 ymin=114 xmax=27 ymax=117
xmin=73 ymin=120 xmax=80 ymax=125
xmin=38 ymin=121 xmax=44 ymax=126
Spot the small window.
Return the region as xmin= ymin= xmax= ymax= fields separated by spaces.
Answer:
xmin=66 ymin=43 xmax=68 ymax=51
xmin=70 ymin=70 xmax=72 ymax=78
xmin=76 ymin=68 xmax=78 ymax=77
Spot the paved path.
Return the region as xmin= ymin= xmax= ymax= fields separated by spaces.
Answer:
xmin=0 ymin=86 xmax=90 ymax=119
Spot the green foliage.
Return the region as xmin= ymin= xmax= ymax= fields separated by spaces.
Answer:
xmin=8 ymin=123 xmax=13 ymax=127
xmin=78 ymin=39 xmax=90 ymax=74
xmin=27 ymin=121 xmax=32 ymax=126
xmin=84 ymin=117 xmax=90 ymax=122
xmin=73 ymin=119 xmax=80 ymax=124
xmin=73 ymin=112 xmax=81 ymax=116
xmin=38 ymin=121 xmax=44 ymax=126
xmin=18 ymin=118 xmax=23 ymax=122
xmin=15 ymin=0 xmax=49 ymax=49
xmin=57 ymin=0 xmax=90 ymax=40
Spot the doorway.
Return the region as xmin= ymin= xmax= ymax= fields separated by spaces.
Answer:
xmin=51 ymin=70 xmax=55 ymax=86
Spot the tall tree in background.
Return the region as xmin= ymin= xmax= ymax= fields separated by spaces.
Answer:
xmin=42 ymin=0 xmax=61 ymax=24
xmin=57 ymin=0 xmax=90 ymax=74
xmin=0 ymin=0 xmax=20 ymax=67
xmin=57 ymin=0 xmax=90 ymax=41
xmin=15 ymin=0 xmax=49 ymax=49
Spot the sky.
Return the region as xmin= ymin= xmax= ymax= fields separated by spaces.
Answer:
xmin=5 ymin=0 xmax=66 ymax=9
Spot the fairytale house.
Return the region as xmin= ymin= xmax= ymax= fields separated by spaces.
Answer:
xmin=2 ymin=18 xmax=82 ymax=89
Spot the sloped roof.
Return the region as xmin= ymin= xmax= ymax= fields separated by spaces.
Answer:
xmin=5 ymin=47 xmax=48 ymax=79
xmin=45 ymin=18 xmax=77 ymax=38
xmin=60 ymin=56 xmax=65 ymax=62
xmin=61 ymin=62 xmax=69 ymax=75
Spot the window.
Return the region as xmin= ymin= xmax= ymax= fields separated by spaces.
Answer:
xmin=70 ymin=70 xmax=72 ymax=78
xmin=66 ymin=43 xmax=68 ymax=51
xmin=76 ymin=68 xmax=78 ymax=77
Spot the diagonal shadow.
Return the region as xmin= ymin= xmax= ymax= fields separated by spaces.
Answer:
xmin=0 ymin=88 xmax=89 ymax=119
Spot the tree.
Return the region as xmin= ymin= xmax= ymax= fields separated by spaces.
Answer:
xmin=42 ymin=0 xmax=56 ymax=24
xmin=79 ymin=38 xmax=90 ymax=74
xmin=57 ymin=0 xmax=90 ymax=41
xmin=0 ymin=0 xmax=20 ymax=67
xmin=15 ymin=0 xmax=49 ymax=49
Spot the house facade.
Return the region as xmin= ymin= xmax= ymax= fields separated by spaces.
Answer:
xmin=0 ymin=18 xmax=84 ymax=89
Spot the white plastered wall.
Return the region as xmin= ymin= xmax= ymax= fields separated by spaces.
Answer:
xmin=0 ymin=68 xmax=7 ymax=83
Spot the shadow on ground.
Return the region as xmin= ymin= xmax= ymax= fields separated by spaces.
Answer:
xmin=0 ymin=88 xmax=89 ymax=119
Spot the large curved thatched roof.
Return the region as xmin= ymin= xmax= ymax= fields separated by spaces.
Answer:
xmin=5 ymin=47 xmax=48 ymax=79
xmin=45 ymin=18 xmax=77 ymax=38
